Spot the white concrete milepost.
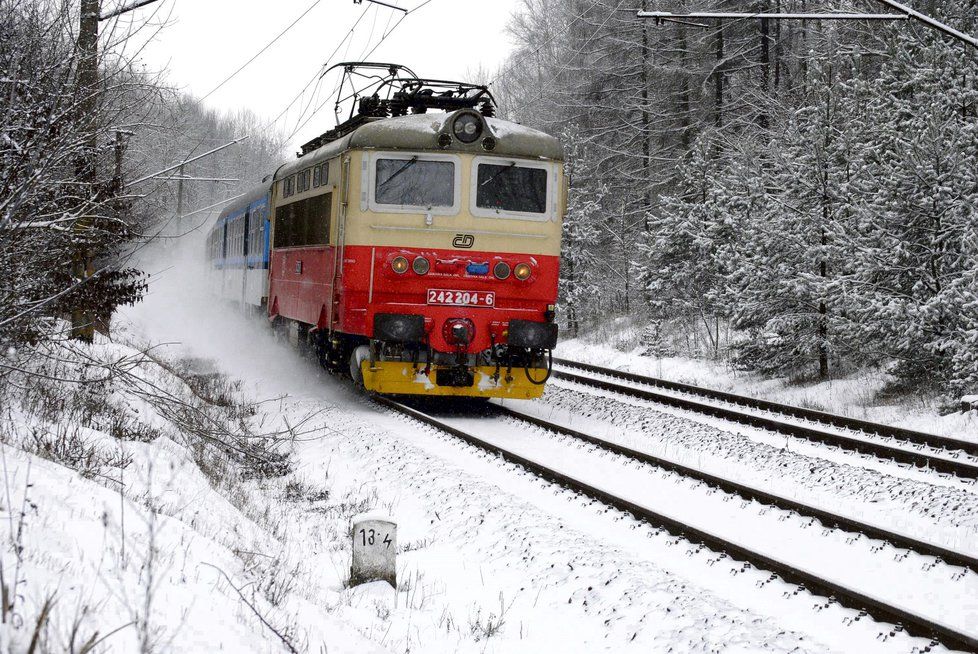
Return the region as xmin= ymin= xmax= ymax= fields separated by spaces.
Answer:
xmin=350 ymin=513 xmax=397 ymax=589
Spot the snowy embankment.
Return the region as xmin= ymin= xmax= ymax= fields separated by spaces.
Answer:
xmin=0 ymin=335 xmax=382 ymax=653
xmin=555 ymin=322 xmax=978 ymax=442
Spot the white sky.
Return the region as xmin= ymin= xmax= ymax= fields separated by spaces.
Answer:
xmin=125 ymin=0 xmax=524 ymax=150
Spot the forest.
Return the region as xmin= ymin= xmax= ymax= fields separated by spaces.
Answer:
xmin=495 ymin=0 xmax=978 ymax=398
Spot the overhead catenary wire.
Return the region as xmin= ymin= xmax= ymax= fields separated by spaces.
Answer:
xmin=165 ymin=3 xmax=379 ymax=226
xmin=284 ymin=0 xmax=436 ymax=144
xmin=257 ymin=4 xmax=374 ymax=138
xmin=199 ymin=0 xmax=326 ymax=103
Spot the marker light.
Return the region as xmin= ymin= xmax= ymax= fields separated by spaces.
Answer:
xmin=391 ymin=256 xmax=409 ymax=274
xmin=493 ymin=261 xmax=511 ymax=280
xmin=412 ymin=256 xmax=430 ymax=275
xmin=514 ymin=263 xmax=532 ymax=281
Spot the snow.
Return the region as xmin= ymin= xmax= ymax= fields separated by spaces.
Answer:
xmin=552 ymin=361 xmax=978 ymax=476
xmin=0 ymin=358 xmax=383 ymax=654
xmin=354 ymin=510 xmax=395 ymax=524
xmin=111 ymin=245 xmax=835 ymax=651
xmin=485 ymin=117 xmax=551 ymax=140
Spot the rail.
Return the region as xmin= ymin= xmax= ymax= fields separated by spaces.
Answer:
xmin=552 ymin=359 xmax=978 ymax=479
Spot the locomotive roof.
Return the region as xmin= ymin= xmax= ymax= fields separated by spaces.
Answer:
xmin=276 ymin=112 xmax=563 ymax=181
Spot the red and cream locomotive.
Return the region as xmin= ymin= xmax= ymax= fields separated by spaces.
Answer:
xmin=207 ymin=63 xmax=564 ymax=399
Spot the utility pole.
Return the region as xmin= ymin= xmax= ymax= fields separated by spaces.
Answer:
xmin=124 ymin=135 xmax=249 ymax=237
xmin=175 ymin=164 xmax=185 ymax=237
xmin=71 ymin=0 xmax=161 ymax=342
xmin=71 ymin=0 xmax=100 ymax=342
xmin=640 ymin=0 xmax=651 ymax=226
xmin=97 ymin=129 xmax=132 ymax=335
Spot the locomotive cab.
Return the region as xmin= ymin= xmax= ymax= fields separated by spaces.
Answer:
xmin=328 ymin=108 xmax=564 ymax=398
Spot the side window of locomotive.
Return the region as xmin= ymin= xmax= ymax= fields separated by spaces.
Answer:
xmin=273 ymin=193 xmax=332 ymax=249
xmin=374 ymin=158 xmax=454 ymax=208
xmin=476 ymin=163 xmax=548 ymax=215
xmin=313 ymin=165 xmax=321 ymax=188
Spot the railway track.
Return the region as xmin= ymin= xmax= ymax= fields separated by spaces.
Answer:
xmin=552 ymin=358 xmax=978 ymax=480
xmin=375 ymin=395 xmax=978 ymax=652
xmin=493 ymin=404 xmax=978 ymax=574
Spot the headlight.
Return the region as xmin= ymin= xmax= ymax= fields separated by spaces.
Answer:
xmin=452 ymin=113 xmax=482 ymax=144
xmin=514 ymin=263 xmax=532 ymax=281
xmin=493 ymin=261 xmax=511 ymax=280
xmin=391 ymin=256 xmax=409 ymax=274
xmin=412 ymin=256 xmax=430 ymax=275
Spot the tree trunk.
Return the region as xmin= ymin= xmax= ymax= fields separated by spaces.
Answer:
xmin=71 ymin=0 xmax=101 ymax=343
xmin=678 ymin=23 xmax=692 ymax=150
xmin=759 ymin=6 xmax=770 ymax=130
xmin=714 ymin=18 xmax=725 ymax=133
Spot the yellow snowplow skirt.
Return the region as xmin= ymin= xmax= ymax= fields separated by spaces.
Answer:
xmin=361 ymin=361 xmax=546 ymax=399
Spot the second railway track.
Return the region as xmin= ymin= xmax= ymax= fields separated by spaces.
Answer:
xmin=552 ymin=358 xmax=978 ymax=480
xmin=492 ymin=403 xmax=978 ymax=574
xmin=375 ymin=395 xmax=978 ymax=653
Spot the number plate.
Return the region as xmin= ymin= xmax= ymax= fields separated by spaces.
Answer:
xmin=427 ymin=289 xmax=495 ymax=307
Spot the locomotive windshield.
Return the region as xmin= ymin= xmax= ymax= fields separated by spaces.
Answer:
xmin=476 ymin=163 xmax=547 ymax=215
xmin=375 ymin=157 xmax=454 ymax=208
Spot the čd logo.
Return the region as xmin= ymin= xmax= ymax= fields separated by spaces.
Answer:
xmin=452 ymin=234 xmax=475 ymax=249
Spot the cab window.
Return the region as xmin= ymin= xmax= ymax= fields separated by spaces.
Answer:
xmin=374 ymin=157 xmax=454 ymax=208
xmin=476 ymin=162 xmax=548 ymax=215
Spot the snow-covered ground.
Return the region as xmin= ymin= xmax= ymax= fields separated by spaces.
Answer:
xmin=556 ymin=318 xmax=978 ymax=442
xmin=2 ymin=243 xmax=976 ymax=653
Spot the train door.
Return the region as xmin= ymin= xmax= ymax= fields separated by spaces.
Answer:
xmin=240 ymin=207 xmax=250 ymax=306
xmin=329 ymin=155 xmax=351 ymax=329
xmin=262 ymin=204 xmax=271 ymax=306
xmin=221 ymin=219 xmax=229 ymax=299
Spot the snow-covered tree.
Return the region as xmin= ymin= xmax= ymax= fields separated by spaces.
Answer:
xmin=836 ymin=20 xmax=978 ymax=394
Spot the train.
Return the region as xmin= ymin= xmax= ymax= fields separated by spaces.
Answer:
xmin=206 ymin=63 xmax=564 ymax=399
